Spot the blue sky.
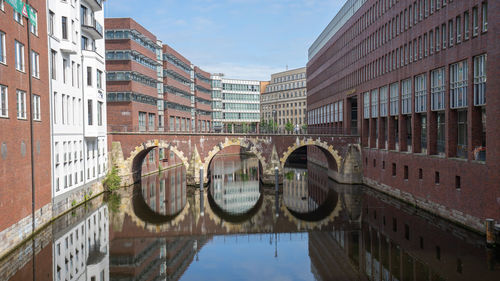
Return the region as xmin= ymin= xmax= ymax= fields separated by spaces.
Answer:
xmin=104 ymin=0 xmax=346 ymax=81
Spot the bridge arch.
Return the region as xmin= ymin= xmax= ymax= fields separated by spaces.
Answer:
xmin=202 ymin=138 xmax=268 ymax=181
xmin=280 ymin=138 xmax=342 ymax=172
xmin=127 ymin=139 xmax=190 ymax=183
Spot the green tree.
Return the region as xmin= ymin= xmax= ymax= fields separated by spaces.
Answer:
xmin=285 ymin=121 xmax=294 ymax=132
xmin=103 ymin=166 xmax=121 ymax=191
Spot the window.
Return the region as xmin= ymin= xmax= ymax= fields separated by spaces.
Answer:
xmin=464 ymin=12 xmax=470 ymax=40
xmin=431 ymin=68 xmax=445 ymax=111
xmin=51 ymin=50 xmax=57 ymax=79
xmin=390 ymin=82 xmax=399 ymax=116
xmin=415 ymin=74 xmax=427 ymax=113
xmin=81 ymin=36 xmax=88 ymax=50
xmin=474 ymin=54 xmax=486 ymax=106
xmin=442 ymin=23 xmax=447 ymax=48
xmin=404 ymin=165 xmax=409 ymax=180
xmin=371 ymin=89 xmax=378 ymax=118
xmin=33 ymin=94 xmax=40 ymax=121
xmin=472 ymin=6 xmax=479 ymax=36
xmin=63 ymin=59 xmax=68 ymax=83
xmin=401 ymin=79 xmax=412 ymax=114
xmin=97 ymin=70 xmax=102 ymax=89
xmin=87 ymin=100 xmax=93 ymax=125
xmin=148 ymin=113 xmax=155 ymax=130
xmin=87 ymin=67 xmax=92 ymax=86
xmin=437 ymin=112 xmax=445 ymax=154
xmin=14 ymin=10 xmax=23 ymax=25
xmin=139 ymin=112 xmax=146 ymax=130
xmin=363 ymin=92 xmax=370 ymax=119
xmin=0 ymin=85 xmax=7 ymax=117
xmin=0 ymin=0 xmax=3 ymax=11
xmin=29 ymin=9 xmax=37 ymax=35
xmin=436 ymin=27 xmax=440 ymax=51
xmin=435 ymin=171 xmax=440 ymax=184
xmin=450 ymin=61 xmax=468 ymax=109
xmin=392 ymin=163 xmax=397 ymax=176
xmin=31 ymin=51 xmax=40 ymax=78
xmin=0 ymin=31 xmax=5 ymax=64
xmin=49 ymin=11 xmax=55 ymax=36
xmin=457 ymin=110 xmax=468 ymax=158
xmin=97 ymin=101 xmax=103 ymax=126
xmin=15 ymin=41 xmax=25 ymax=72
xmin=380 ymin=86 xmax=388 ymax=117
xmin=62 ymin=16 xmax=68 ymax=40
xmin=448 ymin=20 xmax=454 ymax=46
xmin=482 ymin=2 xmax=487 ymax=32
xmin=456 ymin=16 xmax=462 ymax=43
xmin=16 ymin=90 xmax=26 ymax=119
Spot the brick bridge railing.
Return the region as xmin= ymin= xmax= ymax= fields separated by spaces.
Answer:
xmin=107 ymin=131 xmax=362 ymax=186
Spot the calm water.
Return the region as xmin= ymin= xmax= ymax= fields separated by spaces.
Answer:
xmin=1 ymin=154 xmax=499 ymax=281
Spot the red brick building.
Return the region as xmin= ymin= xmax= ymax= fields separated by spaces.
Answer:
xmin=105 ymin=18 xmax=212 ymax=134
xmin=307 ymin=0 xmax=498 ymax=232
xmin=0 ymin=0 xmax=52 ymax=255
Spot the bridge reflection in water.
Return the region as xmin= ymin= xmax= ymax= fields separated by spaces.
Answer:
xmin=1 ymin=155 xmax=499 ymax=281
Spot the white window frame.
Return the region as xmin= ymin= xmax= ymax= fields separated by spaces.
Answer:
xmin=16 ymin=90 xmax=26 ymax=119
xmin=473 ymin=54 xmax=486 ymax=106
xmin=390 ymin=82 xmax=399 ymax=116
xmin=363 ymin=92 xmax=370 ymax=119
xmin=29 ymin=9 xmax=38 ymax=35
xmin=415 ymin=74 xmax=427 ymax=113
xmin=0 ymin=31 xmax=5 ymax=64
xmin=0 ymin=85 xmax=7 ymax=118
xmin=31 ymin=51 xmax=40 ymax=78
xmin=380 ymin=86 xmax=388 ymax=117
xmin=33 ymin=94 xmax=41 ymax=121
xmin=371 ymin=89 xmax=379 ymax=118
xmin=338 ymin=101 xmax=343 ymax=122
xmin=431 ymin=68 xmax=445 ymax=111
xmin=401 ymin=79 xmax=412 ymax=114
xmin=482 ymin=2 xmax=487 ymax=32
xmin=14 ymin=10 xmax=23 ymax=25
xmin=334 ymin=102 xmax=339 ymax=122
xmin=450 ymin=61 xmax=468 ymax=109
xmin=15 ymin=40 xmax=25 ymax=72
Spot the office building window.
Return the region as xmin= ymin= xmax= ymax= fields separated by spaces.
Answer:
xmin=437 ymin=112 xmax=445 ymax=154
xmin=97 ymin=101 xmax=103 ymax=126
xmin=49 ymin=10 xmax=54 ymax=36
xmin=29 ymin=9 xmax=37 ymax=35
xmin=16 ymin=90 xmax=26 ymax=119
xmin=97 ymin=70 xmax=102 ymax=89
xmin=0 ymin=85 xmax=7 ymax=118
xmin=457 ymin=111 xmax=468 ymax=158
xmin=442 ymin=23 xmax=447 ymax=48
xmin=472 ymin=6 xmax=479 ymax=36
xmin=14 ymin=10 xmax=23 ymax=25
xmin=401 ymin=79 xmax=412 ymax=115
xmin=31 ymin=51 xmax=40 ymax=78
xmin=371 ymin=89 xmax=378 ymax=118
xmin=415 ymin=74 xmax=427 ymax=113
xmin=87 ymin=100 xmax=93 ymax=125
xmin=15 ymin=41 xmax=25 ymax=72
xmin=456 ymin=16 xmax=462 ymax=43
xmin=62 ymin=16 xmax=68 ymax=40
xmin=390 ymin=82 xmax=399 ymax=116
xmin=148 ymin=113 xmax=155 ymax=130
xmin=482 ymin=2 xmax=487 ymax=32
xmin=450 ymin=61 xmax=468 ymax=109
xmin=435 ymin=27 xmax=440 ymax=51
xmin=87 ymin=67 xmax=92 ymax=86
xmin=363 ymin=92 xmax=370 ymax=119
xmin=33 ymin=94 xmax=41 ymax=121
xmin=380 ymin=86 xmax=388 ymax=117
xmin=139 ymin=112 xmax=146 ymax=130
xmin=431 ymin=68 xmax=445 ymax=111
xmin=339 ymin=101 xmax=343 ymax=122
xmin=63 ymin=59 xmax=68 ymax=83
xmin=464 ymin=12 xmax=470 ymax=40
xmin=51 ymin=50 xmax=57 ymax=79
xmin=0 ymin=31 xmax=5 ymax=64
xmin=474 ymin=54 xmax=486 ymax=106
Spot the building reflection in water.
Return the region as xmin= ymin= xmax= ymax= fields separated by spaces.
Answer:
xmin=209 ymin=155 xmax=261 ymax=215
xmin=140 ymin=165 xmax=187 ymax=216
xmin=1 ymin=158 xmax=499 ymax=281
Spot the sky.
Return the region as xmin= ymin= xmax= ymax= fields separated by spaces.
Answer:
xmin=104 ymin=0 xmax=347 ymax=81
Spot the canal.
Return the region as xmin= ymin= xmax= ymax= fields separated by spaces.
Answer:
xmin=1 ymin=153 xmax=499 ymax=281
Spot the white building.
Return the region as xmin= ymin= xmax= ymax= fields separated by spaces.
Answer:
xmin=211 ymin=75 xmax=260 ymax=133
xmin=48 ymin=0 xmax=107 ymax=209
xmin=53 ymin=205 xmax=109 ymax=281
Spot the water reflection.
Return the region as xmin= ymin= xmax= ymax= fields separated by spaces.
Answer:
xmin=209 ymin=155 xmax=261 ymax=215
xmin=139 ymin=165 xmax=187 ymax=217
xmin=2 ymin=157 xmax=500 ymax=281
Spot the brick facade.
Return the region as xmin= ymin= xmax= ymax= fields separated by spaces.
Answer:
xmin=307 ymin=0 xmax=500 ymax=232
xmin=0 ymin=0 xmax=52 ymax=255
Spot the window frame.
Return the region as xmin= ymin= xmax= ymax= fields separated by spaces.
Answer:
xmin=15 ymin=40 xmax=25 ymax=72
xmin=0 ymin=84 xmax=7 ymax=118
xmin=16 ymin=90 xmax=27 ymax=119
xmin=33 ymin=94 xmax=41 ymax=121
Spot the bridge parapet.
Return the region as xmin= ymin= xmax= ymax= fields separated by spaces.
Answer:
xmin=108 ymin=133 xmax=361 ymax=186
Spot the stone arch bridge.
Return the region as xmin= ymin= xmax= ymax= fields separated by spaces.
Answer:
xmin=108 ymin=133 xmax=362 ymax=186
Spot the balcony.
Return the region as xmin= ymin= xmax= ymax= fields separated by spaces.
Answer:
xmin=84 ymin=0 xmax=103 ymax=11
xmin=82 ymin=20 xmax=103 ymax=39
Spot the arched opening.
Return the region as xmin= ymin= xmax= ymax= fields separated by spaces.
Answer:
xmin=131 ymin=165 xmax=187 ymax=225
xmin=283 ymin=144 xmax=339 ymax=173
xmin=205 ymin=145 xmax=265 ymax=181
